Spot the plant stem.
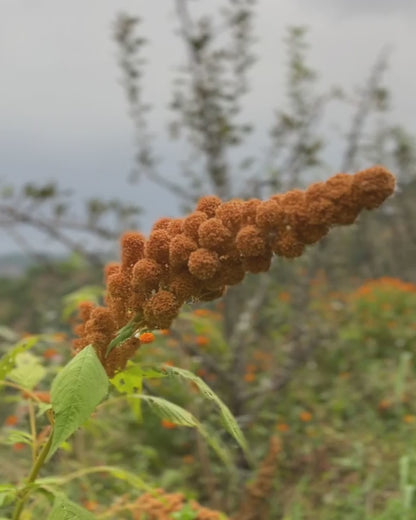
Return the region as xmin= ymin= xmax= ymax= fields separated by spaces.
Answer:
xmin=12 ymin=427 xmax=54 ymax=520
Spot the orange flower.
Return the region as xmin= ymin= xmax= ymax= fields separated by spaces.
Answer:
xmin=403 ymin=414 xmax=416 ymax=424
xmin=195 ymin=335 xmax=210 ymax=347
xmin=43 ymin=348 xmax=59 ymax=359
xmin=244 ymin=372 xmax=256 ymax=383
xmin=139 ymin=332 xmax=155 ymax=344
xmin=278 ymin=291 xmax=291 ymax=302
xmin=160 ymin=329 xmax=170 ymax=336
xmin=161 ymin=419 xmax=177 ymax=429
xmin=378 ymin=399 xmax=392 ymax=411
xmin=13 ymin=443 xmax=25 ymax=452
xmin=83 ymin=500 xmax=99 ymax=512
xmin=51 ymin=333 xmax=67 ymax=342
xmin=276 ymin=422 xmax=290 ymax=432
xmin=183 ymin=454 xmax=195 ymax=464
xmin=299 ymin=411 xmax=313 ymax=422
xmin=4 ymin=415 xmax=18 ymax=426
xmin=193 ymin=309 xmax=211 ymax=317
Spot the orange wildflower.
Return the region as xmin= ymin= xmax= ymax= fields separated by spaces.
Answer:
xmin=299 ymin=411 xmax=312 ymax=422
xmin=83 ymin=500 xmax=99 ymax=512
xmin=4 ymin=415 xmax=18 ymax=426
xmin=43 ymin=348 xmax=59 ymax=359
xmin=195 ymin=335 xmax=210 ymax=347
xmin=244 ymin=372 xmax=256 ymax=383
xmin=159 ymin=329 xmax=170 ymax=336
xmin=278 ymin=291 xmax=291 ymax=302
xmin=182 ymin=454 xmax=195 ymax=464
xmin=139 ymin=332 xmax=155 ymax=344
xmin=276 ymin=422 xmax=290 ymax=432
xmin=161 ymin=419 xmax=177 ymax=429
xmin=193 ymin=308 xmax=211 ymax=317
xmin=378 ymin=399 xmax=392 ymax=411
xmin=403 ymin=414 xmax=416 ymax=424
xmin=13 ymin=443 xmax=26 ymax=452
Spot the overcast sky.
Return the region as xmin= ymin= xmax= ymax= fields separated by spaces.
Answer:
xmin=1 ymin=0 xmax=415 ymax=254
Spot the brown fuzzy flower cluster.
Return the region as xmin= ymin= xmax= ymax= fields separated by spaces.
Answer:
xmin=132 ymin=489 xmax=225 ymax=520
xmin=73 ymin=166 xmax=395 ymax=376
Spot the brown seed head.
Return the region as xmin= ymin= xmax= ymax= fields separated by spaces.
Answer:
xmin=243 ymin=198 xmax=262 ymax=225
xmin=243 ymin=252 xmax=272 ymax=273
xmin=143 ymin=290 xmax=180 ymax=329
xmin=216 ymin=199 xmax=244 ymax=231
xmin=107 ymin=272 xmax=131 ymax=299
xmin=188 ymin=248 xmax=220 ymax=280
xmin=352 ymin=165 xmax=396 ymax=209
xmin=104 ymin=262 xmax=120 ymax=282
xmin=145 ymin=229 xmax=170 ymax=264
xmin=196 ymin=195 xmax=222 ymax=217
xmin=166 ymin=218 xmax=184 ymax=237
xmin=121 ymin=232 xmax=145 ymax=271
xmin=169 ymin=234 xmax=198 ymax=269
xmin=151 ymin=217 xmax=173 ymax=232
xmin=256 ymin=199 xmax=285 ymax=231
xmin=183 ymin=211 xmax=207 ymax=241
xmin=271 ymin=230 xmax=305 ymax=258
xmin=198 ymin=218 xmax=232 ymax=253
xmin=132 ymin=258 xmax=163 ymax=293
xmin=235 ymin=225 xmax=268 ymax=257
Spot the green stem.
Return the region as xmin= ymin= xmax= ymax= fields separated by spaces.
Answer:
xmin=12 ymin=428 xmax=54 ymax=520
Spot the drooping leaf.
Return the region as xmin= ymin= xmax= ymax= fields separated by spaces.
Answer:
xmin=0 ymin=336 xmax=40 ymax=381
xmin=49 ymin=345 xmax=108 ymax=459
xmin=129 ymin=394 xmax=232 ymax=469
xmin=0 ymin=484 xmax=16 ymax=507
xmin=148 ymin=364 xmax=249 ymax=458
xmin=7 ymin=352 xmax=46 ymax=390
xmin=47 ymin=495 xmax=96 ymax=520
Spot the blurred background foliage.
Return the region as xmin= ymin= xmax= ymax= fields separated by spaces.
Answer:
xmin=1 ymin=1 xmax=416 ymax=518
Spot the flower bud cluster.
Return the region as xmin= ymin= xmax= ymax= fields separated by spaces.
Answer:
xmin=74 ymin=166 xmax=395 ymax=375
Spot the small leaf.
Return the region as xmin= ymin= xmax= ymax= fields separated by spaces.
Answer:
xmin=111 ymin=364 xmax=144 ymax=421
xmin=48 ymin=495 xmax=96 ymax=520
xmin=106 ymin=322 xmax=137 ymax=356
xmin=0 ymin=336 xmax=40 ymax=381
xmin=49 ymin=345 xmax=108 ymax=459
xmin=8 ymin=352 xmax=46 ymax=390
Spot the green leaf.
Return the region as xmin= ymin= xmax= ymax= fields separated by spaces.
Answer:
xmin=49 ymin=345 xmax=108 ymax=459
xmin=0 ymin=336 xmax=40 ymax=381
xmin=47 ymin=495 xmax=96 ymax=520
xmin=153 ymin=364 xmax=249 ymax=458
xmin=0 ymin=484 xmax=16 ymax=507
xmin=105 ymin=322 xmax=137 ymax=356
xmin=130 ymin=394 xmax=232 ymax=469
xmin=7 ymin=352 xmax=46 ymax=390
xmin=111 ymin=364 xmax=144 ymax=421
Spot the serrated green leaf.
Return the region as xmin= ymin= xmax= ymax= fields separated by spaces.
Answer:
xmin=49 ymin=345 xmax=108 ymax=459
xmin=0 ymin=336 xmax=40 ymax=381
xmin=7 ymin=352 xmax=46 ymax=390
xmin=47 ymin=495 xmax=96 ymax=520
xmin=129 ymin=394 xmax=232 ymax=469
xmin=152 ymin=364 xmax=249 ymax=457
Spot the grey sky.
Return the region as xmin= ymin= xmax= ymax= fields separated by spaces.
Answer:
xmin=1 ymin=0 xmax=415 ymax=254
